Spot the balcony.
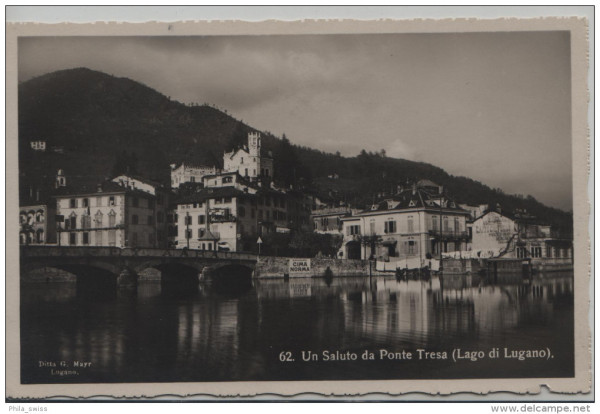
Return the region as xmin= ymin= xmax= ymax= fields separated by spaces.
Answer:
xmin=428 ymin=229 xmax=469 ymax=240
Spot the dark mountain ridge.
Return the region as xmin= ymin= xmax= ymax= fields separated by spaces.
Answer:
xmin=18 ymin=68 xmax=572 ymax=233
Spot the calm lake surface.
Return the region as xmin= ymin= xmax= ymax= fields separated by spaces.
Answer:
xmin=21 ymin=272 xmax=574 ymax=383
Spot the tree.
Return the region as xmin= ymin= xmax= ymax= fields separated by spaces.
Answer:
xmin=111 ymin=151 xmax=139 ymax=177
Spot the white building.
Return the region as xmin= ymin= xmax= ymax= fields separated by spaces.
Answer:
xmin=54 ymin=178 xmax=169 ymax=248
xmin=170 ymin=162 xmax=219 ymax=189
xmin=223 ymin=132 xmax=274 ymax=182
xmin=174 ymin=187 xmax=256 ymax=252
xmin=30 ymin=140 xmax=46 ymax=151
xmin=340 ymin=188 xmax=470 ymax=263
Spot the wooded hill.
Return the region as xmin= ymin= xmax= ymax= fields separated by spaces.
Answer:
xmin=18 ymin=68 xmax=572 ymax=233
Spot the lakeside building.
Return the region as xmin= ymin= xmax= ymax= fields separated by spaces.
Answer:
xmin=173 ymin=184 xmax=312 ymax=251
xmin=170 ymin=162 xmax=219 ymax=189
xmin=223 ymin=132 xmax=274 ymax=182
xmin=311 ymin=206 xmax=355 ymax=235
xmin=339 ymin=187 xmax=470 ymax=262
xmin=54 ymin=174 xmax=170 ymax=248
xmin=19 ymin=183 xmax=57 ymax=245
xmin=468 ymin=210 xmax=572 ymax=266
xmin=19 ymin=203 xmax=57 ymax=245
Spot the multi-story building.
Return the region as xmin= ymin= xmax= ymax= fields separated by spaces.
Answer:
xmin=170 ymin=162 xmax=219 ymax=189
xmin=173 ymin=184 xmax=312 ymax=251
xmin=19 ymin=204 xmax=57 ymax=245
xmin=223 ymin=132 xmax=274 ymax=182
xmin=470 ymin=210 xmax=573 ymax=262
xmin=30 ymin=140 xmax=46 ymax=151
xmin=311 ymin=206 xmax=354 ymax=235
xmin=340 ymin=187 xmax=470 ymax=263
xmin=174 ymin=187 xmax=256 ymax=251
xmin=54 ymin=178 xmax=169 ymax=248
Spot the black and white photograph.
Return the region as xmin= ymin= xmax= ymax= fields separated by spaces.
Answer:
xmin=6 ymin=14 xmax=591 ymax=400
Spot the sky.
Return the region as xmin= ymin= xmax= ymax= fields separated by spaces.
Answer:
xmin=18 ymin=32 xmax=572 ymax=211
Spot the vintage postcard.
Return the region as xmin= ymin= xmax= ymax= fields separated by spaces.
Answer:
xmin=6 ymin=16 xmax=591 ymax=400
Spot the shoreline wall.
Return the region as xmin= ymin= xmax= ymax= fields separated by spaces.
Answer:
xmin=254 ymin=257 xmax=387 ymax=279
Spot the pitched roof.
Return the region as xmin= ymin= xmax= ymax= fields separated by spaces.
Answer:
xmin=52 ymin=181 xmax=155 ymax=199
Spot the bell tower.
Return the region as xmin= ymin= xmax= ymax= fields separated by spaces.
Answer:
xmin=55 ymin=169 xmax=66 ymax=188
xmin=248 ymin=132 xmax=261 ymax=156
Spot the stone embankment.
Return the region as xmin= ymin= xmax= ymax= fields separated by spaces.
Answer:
xmin=254 ymin=257 xmax=387 ymax=279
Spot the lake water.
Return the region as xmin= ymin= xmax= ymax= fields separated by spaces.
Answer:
xmin=20 ymin=272 xmax=574 ymax=383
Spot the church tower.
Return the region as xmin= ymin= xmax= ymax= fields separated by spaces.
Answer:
xmin=248 ymin=132 xmax=261 ymax=157
xmin=55 ymin=169 xmax=66 ymax=188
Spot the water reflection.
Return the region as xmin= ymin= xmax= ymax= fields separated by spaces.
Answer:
xmin=20 ymin=272 xmax=574 ymax=383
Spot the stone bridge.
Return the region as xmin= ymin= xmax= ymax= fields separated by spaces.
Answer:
xmin=20 ymin=246 xmax=258 ymax=290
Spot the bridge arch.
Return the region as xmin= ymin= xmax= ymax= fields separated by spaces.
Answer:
xmin=205 ymin=263 xmax=254 ymax=295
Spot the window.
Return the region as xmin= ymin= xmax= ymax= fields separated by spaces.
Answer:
xmin=109 ymin=196 xmax=115 ymax=206
xmin=96 ymin=197 xmax=103 ymax=207
xmin=266 ymin=169 xmax=270 ymax=177
xmin=108 ymin=230 xmax=116 ymax=246
xmin=215 ymin=198 xmax=222 ymax=204
xmin=69 ymin=232 xmax=77 ymax=245
xmin=185 ymin=215 xmax=192 ymax=225
xmin=198 ymin=228 xmax=205 ymax=238
xmin=132 ymin=215 xmax=139 ymax=225
xmin=198 ymin=215 xmax=205 ymax=224
xmin=546 ymin=246 xmax=553 ymax=258
xmin=370 ymin=221 xmax=376 ymax=235
xmin=70 ymin=199 xmax=77 ymax=208
xmin=224 ymin=197 xmax=232 ymax=203
xmin=517 ymin=247 xmax=527 ymax=258
xmin=148 ymin=216 xmax=154 ymax=225
xmin=133 ymin=197 xmax=139 ymax=208
xmin=245 ymin=168 xmax=248 ymax=177
xmin=238 ymin=206 xmax=245 ymax=217
xmin=83 ymin=198 xmax=89 ymax=208
xmin=67 ymin=214 xmax=77 ymax=230
xmin=186 ymin=229 xmax=192 ymax=239
xmin=454 ymin=217 xmax=460 ymax=233
xmin=157 ymin=211 xmax=164 ymax=223
xmin=385 ymin=220 xmax=397 ymax=234
xmin=82 ymin=232 xmax=90 ymax=245
xmin=81 ymin=215 xmax=91 ymax=229
xmin=407 ymin=216 xmax=414 ymax=233
xmin=531 ymin=246 xmax=542 ymax=258
xmin=190 ymin=176 xmax=196 ymax=183
xmin=347 ymin=225 xmax=360 ymax=235
xmin=94 ymin=211 xmax=103 ymax=227
xmin=408 ymin=240 xmax=415 ymax=254
xmin=95 ymin=230 xmax=102 ymax=246
xmin=241 ymin=157 xmax=244 ymax=164
xmin=223 ymin=176 xmax=233 ymax=184
xmin=131 ymin=232 xmax=138 ymax=247
xmin=108 ymin=211 xmax=116 ymax=227
xmin=432 ymin=216 xmax=438 ymax=231
xmin=157 ymin=194 xmax=164 ymax=205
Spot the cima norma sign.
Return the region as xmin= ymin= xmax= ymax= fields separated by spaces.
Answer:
xmin=289 ymin=259 xmax=311 ymax=274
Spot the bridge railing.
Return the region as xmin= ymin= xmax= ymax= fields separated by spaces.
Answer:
xmin=20 ymin=246 xmax=258 ymax=262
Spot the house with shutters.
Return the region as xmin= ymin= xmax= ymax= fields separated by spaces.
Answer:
xmin=339 ymin=185 xmax=470 ymax=263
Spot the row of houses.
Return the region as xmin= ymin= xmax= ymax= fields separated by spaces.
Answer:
xmin=310 ymin=180 xmax=573 ymax=267
xmin=20 ymin=133 xmax=312 ymax=251
xmin=20 ymin=132 xmax=573 ymax=267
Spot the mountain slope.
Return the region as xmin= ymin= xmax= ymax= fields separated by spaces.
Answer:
xmin=18 ymin=68 xmax=572 ymax=233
